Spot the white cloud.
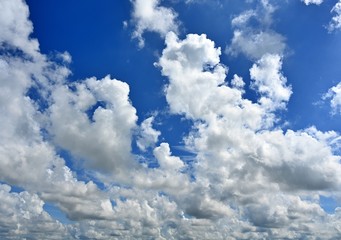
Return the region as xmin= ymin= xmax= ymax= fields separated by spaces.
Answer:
xmin=49 ymin=76 xmax=138 ymax=176
xmin=328 ymin=0 xmax=341 ymax=32
xmin=1 ymin=0 xmax=341 ymax=239
xmin=230 ymin=74 xmax=245 ymax=91
xmin=323 ymin=82 xmax=341 ymax=115
xmin=0 ymin=184 xmax=70 ymax=239
xmin=158 ymin=32 xmax=341 ymax=238
xmin=137 ymin=116 xmax=161 ymax=151
xmin=250 ymin=54 xmax=292 ymax=111
xmin=159 ymin=31 xmax=267 ymax=129
xmin=131 ymin=0 xmax=179 ymax=47
xmin=154 ymin=142 xmax=184 ymax=170
xmin=227 ymin=1 xmax=286 ymax=60
xmin=0 ymin=0 xmax=120 ymax=230
xmin=302 ymin=0 xmax=324 ymax=5
xmin=0 ymin=0 xmax=39 ymax=57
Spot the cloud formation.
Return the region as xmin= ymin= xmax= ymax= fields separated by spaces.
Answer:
xmin=158 ymin=30 xmax=341 ymax=238
xmin=0 ymin=184 xmax=69 ymax=239
xmin=324 ymin=82 xmax=341 ymax=115
xmin=1 ymin=0 xmax=341 ymax=239
xmin=49 ymin=76 xmax=138 ymax=175
xmin=137 ymin=116 xmax=161 ymax=151
xmin=130 ymin=0 xmax=179 ymax=47
xmin=250 ymin=54 xmax=292 ymax=111
xmin=302 ymin=0 xmax=324 ymax=5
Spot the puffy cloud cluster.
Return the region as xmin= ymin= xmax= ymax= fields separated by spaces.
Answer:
xmin=1 ymin=0 xmax=341 ymax=239
xmin=49 ymin=76 xmax=138 ymax=176
xmin=0 ymin=0 xmax=121 ymax=236
xmin=0 ymin=184 xmax=70 ymax=239
xmin=130 ymin=0 xmax=179 ymax=47
xmin=158 ymin=31 xmax=341 ymax=238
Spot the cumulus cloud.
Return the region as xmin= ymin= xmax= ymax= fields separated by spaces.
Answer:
xmin=250 ymin=53 xmax=292 ymax=111
xmin=159 ymin=31 xmax=267 ymax=129
xmin=323 ymin=82 xmax=341 ymax=115
xmin=49 ymin=76 xmax=138 ymax=176
xmin=1 ymin=0 xmax=341 ymax=239
xmin=137 ymin=116 xmax=161 ymax=151
xmin=130 ymin=0 xmax=179 ymax=47
xmin=0 ymin=184 xmax=70 ymax=239
xmin=0 ymin=0 xmax=39 ymax=57
xmin=302 ymin=0 xmax=324 ymax=5
xmin=154 ymin=142 xmax=184 ymax=170
xmin=158 ymin=32 xmax=341 ymax=238
xmin=0 ymin=0 xmax=120 ymax=232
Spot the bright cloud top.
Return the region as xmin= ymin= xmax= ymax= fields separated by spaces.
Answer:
xmin=0 ymin=0 xmax=341 ymax=239
xmin=130 ymin=0 xmax=179 ymax=48
xmin=302 ymin=0 xmax=324 ymax=5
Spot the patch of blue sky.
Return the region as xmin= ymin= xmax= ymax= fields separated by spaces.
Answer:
xmin=43 ymin=202 xmax=75 ymax=225
xmin=320 ymin=195 xmax=339 ymax=214
xmin=5 ymin=183 xmax=25 ymax=193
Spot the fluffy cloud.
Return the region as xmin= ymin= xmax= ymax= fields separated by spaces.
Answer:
xmin=0 ymin=0 xmax=119 ymax=232
xmin=302 ymin=0 xmax=324 ymax=5
xmin=49 ymin=76 xmax=138 ymax=176
xmin=158 ymin=31 xmax=341 ymax=238
xmin=131 ymin=0 xmax=179 ymax=47
xmin=323 ymin=82 xmax=341 ymax=114
xmin=159 ymin=32 xmax=266 ymax=129
xmin=1 ymin=0 xmax=341 ymax=239
xmin=0 ymin=184 xmax=70 ymax=239
xmin=154 ymin=142 xmax=184 ymax=170
xmin=250 ymin=54 xmax=292 ymax=111
xmin=0 ymin=0 xmax=39 ymax=56
xmin=136 ymin=116 xmax=161 ymax=151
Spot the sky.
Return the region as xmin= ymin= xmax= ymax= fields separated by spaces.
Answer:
xmin=1 ymin=0 xmax=341 ymax=239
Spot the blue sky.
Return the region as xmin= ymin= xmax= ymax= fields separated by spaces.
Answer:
xmin=1 ymin=0 xmax=341 ymax=239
